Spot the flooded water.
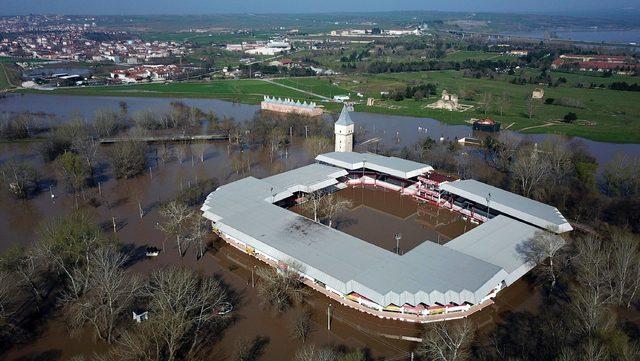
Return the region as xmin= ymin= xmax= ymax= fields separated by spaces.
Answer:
xmin=0 ymin=92 xmax=630 ymax=360
xmin=291 ymin=186 xmax=476 ymax=253
xmin=2 ymin=93 xmax=639 ymax=168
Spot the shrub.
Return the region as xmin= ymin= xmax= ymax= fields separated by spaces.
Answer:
xmin=563 ymin=112 xmax=578 ymax=123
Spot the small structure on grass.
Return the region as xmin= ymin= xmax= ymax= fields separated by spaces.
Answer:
xmin=426 ymin=90 xmax=473 ymax=111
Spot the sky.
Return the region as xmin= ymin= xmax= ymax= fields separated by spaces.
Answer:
xmin=0 ymin=0 xmax=638 ymax=16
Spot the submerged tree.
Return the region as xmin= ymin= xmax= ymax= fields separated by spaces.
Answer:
xmin=63 ymin=247 xmax=141 ymax=343
xmin=416 ymin=319 xmax=475 ymax=361
xmin=0 ymin=159 xmax=39 ymax=199
xmin=256 ymin=261 xmax=307 ymax=314
xmin=517 ymin=229 xmax=565 ymax=288
xmin=54 ymin=151 xmax=90 ymax=193
xmin=108 ymin=140 xmax=148 ymax=179
xmin=157 ymin=201 xmax=192 ymax=257
xmin=319 ymin=193 xmax=353 ymax=227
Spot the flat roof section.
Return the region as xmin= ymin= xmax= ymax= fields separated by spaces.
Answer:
xmin=315 ymin=152 xmax=433 ymax=180
xmin=439 ymin=180 xmax=573 ymax=233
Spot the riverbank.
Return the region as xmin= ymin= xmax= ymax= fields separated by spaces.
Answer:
xmin=17 ymin=70 xmax=640 ymax=143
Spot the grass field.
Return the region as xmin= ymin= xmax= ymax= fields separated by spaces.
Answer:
xmin=443 ymin=50 xmax=514 ymax=62
xmin=21 ymin=70 xmax=640 ymax=143
xmin=22 ymin=79 xmax=340 ymax=107
xmin=334 ymin=71 xmax=640 ymax=143
xmin=0 ymin=63 xmax=14 ymax=90
xmin=273 ymin=77 xmax=353 ymax=98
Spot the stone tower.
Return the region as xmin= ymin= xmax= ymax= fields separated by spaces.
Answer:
xmin=334 ymin=105 xmax=354 ymax=152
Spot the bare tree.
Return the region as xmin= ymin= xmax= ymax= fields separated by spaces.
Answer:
xmin=572 ymin=232 xmax=640 ymax=308
xmin=175 ymin=144 xmax=188 ymax=166
xmin=184 ymin=213 xmax=210 ymax=260
xmin=299 ymin=191 xmax=326 ymax=223
xmin=496 ymin=91 xmax=509 ymax=116
xmin=303 ymin=135 xmax=332 ymax=157
xmin=144 ymin=267 xmax=227 ymax=360
xmin=0 ymin=247 xmax=47 ymax=309
xmin=63 ymin=247 xmax=141 ymax=343
xmin=268 ymin=127 xmax=286 ymax=162
xmin=517 ymin=229 xmax=565 ymax=288
xmin=567 ymin=285 xmax=615 ymax=339
xmin=157 ymin=201 xmax=192 ymax=257
xmin=0 ymin=158 xmax=38 ymax=198
xmin=540 ymin=139 xmax=573 ymax=187
xmin=416 ymin=319 xmax=475 ymax=361
xmin=191 ymin=142 xmax=208 ymax=163
xmin=290 ymin=309 xmax=313 ymax=342
xmin=94 ymin=109 xmax=125 ymax=138
xmin=319 ymin=193 xmax=353 ymax=227
xmin=107 ymin=137 xmax=148 ymax=179
xmin=256 ymin=261 xmax=308 ymax=313
xmin=478 ymin=92 xmax=493 ymax=115
xmin=609 ymin=231 xmax=640 ymax=307
xmin=510 ymin=145 xmax=552 ymax=198
xmin=294 ymin=345 xmax=338 ymax=361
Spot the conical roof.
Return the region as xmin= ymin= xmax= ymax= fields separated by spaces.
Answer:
xmin=335 ymin=105 xmax=354 ymax=126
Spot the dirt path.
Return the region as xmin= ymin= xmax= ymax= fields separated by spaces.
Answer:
xmin=518 ymin=122 xmax=558 ymax=132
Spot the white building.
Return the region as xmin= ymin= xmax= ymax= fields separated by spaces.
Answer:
xmin=334 ymin=105 xmax=354 ymax=152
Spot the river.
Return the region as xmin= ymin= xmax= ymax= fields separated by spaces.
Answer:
xmin=2 ymin=93 xmax=639 ymax=168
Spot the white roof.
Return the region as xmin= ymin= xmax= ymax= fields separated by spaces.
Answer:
xmin=315 ymin=152 xmax=433 ymax=179
xmin=439 ymin=180 xmax=573 ymax=233
xmin=201 ymin=155 xmax=555 ymax=307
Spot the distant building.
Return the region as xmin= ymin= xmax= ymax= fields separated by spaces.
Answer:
xmin=260 ymin=96 xmax=323 ymax=117
xmin=426 ymin=90 xmax=472 ymax=112
xmin=551 ymin=54 xmax=639 ymax=73
xmin=531 ymin=88 xmax=544 ymax=99
xmin=334 ymin=105 xmax=354 ymax=152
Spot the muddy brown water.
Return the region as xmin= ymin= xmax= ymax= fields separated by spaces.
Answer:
xmin=0 ymin=94 xmax=552 ymax=359
xmin=291 ymin=186 xmax=477 ymax=254
xmin=0 ymin=137 xmax=541 ymax=360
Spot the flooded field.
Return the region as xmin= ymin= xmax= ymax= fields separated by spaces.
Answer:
xmin=2 ymin=93 xmax=640 ymax=167
xmin=291 ymin=186 xmax=476 ymax=254
xmin=0 ymin=93 xmax=564 ymax=360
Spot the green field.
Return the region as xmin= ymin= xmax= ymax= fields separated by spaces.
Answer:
xmin=23 ymin=79 xmax=339 ymax=106
xmin=334 ymin=71 xmax=640 ymax=143
xmin=442 ymin=50 xmax=514 ymax=62
xmin=21 ymin=70 xmax=640 ymax=143
xmin=273 ymin=77 xmax=353 ymax=98
xmin=0 ymin=64 xmax=14 ymax=90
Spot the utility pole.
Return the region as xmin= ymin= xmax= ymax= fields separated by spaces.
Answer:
xmin=395 ymin=232 xmax=402 ymax=254
xmin=112 ymin=217 xmax=117 ymax=233
xmin=486 ymin=192 xmax=492 ymax=220
xmin=327 ymin=304 xmax=332 ymax=331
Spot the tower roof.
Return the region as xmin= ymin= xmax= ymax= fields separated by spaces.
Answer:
xmin=335 ymin=105 xmax=354 ymax=126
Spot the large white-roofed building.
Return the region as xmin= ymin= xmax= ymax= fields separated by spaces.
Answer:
xmin=201 ymin=152 xmax=571 ymax=322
